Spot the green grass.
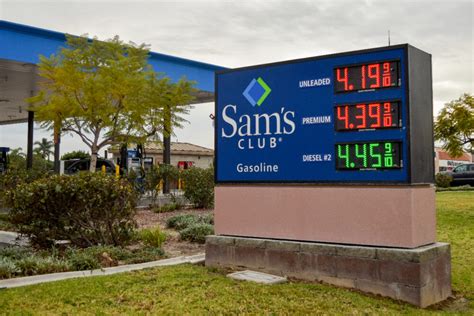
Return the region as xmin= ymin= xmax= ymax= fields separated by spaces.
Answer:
xmin=0 ymin=192 xmax=472 ymax=314
xmin=436 ymin=192 xmax=474 ymax=310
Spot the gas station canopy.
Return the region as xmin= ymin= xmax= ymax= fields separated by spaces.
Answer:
xmin=0 ymin=20 xmax=225 ymax=125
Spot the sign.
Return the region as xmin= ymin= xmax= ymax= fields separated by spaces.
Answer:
xmin=215 ymin=44 xmax=434 ymax=184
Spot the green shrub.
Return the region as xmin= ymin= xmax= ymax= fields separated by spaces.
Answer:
xmin=15 ymin=256 xmax=70 ymax=276
xmin=436 ymin=185 xmax=474 ymax=192
xmin=123 ymin=247 xmax=164 ymax=264
xmin=199 ymin=214 xmax=214 ymax=225
xmin=139 ymin=227 xmax=167 ymax=248
xmin=34 ymin=257 xmax=70 ymax=274
xmin=145 ymin=164 xmax=180 ymax=205
xmin=182 ymin=167 xmax=214 ymax=209
xmin=0 ymin=248 xmax=70 ymax=277
xmin=61 ymin=150 xmax=90 ymax=160
xmin=0 ymin=246 xmax=33 ymax=260
xmin=0 ymin=213 xmax=16 ymax=231
xmin=166 ymin=213 xmax=214 ymax=231
xmin=435 ymin=173 xmax=453 ymax=188
xmin=154 ymin=202 xmax=181 ymax=213
xmin=6 ymin=173 xmax=138 ymax=248
xmin=179 ymin=223 xmax=214 ymax=244
xmin=0 ymin=244 xmax=166 ymax=279
xmin=0 ymin=257 xmax=20 ymax=279
xmin=0 ymin=168 xmax=49 ymax=209
xmin=67 ymin=250 xmax=101 ymax=271
xmin=15 ymin=256 xmax=42 ymax=276
xmin=166 ymin=214 xmax=198 ymax=230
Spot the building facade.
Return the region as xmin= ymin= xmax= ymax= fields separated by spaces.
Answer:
xmin=434 ymin=147 xmax=472 ymax=173
xmin=109 ymin=142 xmax=214 ymax=170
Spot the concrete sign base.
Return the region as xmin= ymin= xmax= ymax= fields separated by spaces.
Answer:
xmin=205 ymin=235 xmax=451 ymax=308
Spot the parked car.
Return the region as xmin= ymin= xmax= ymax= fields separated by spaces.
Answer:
xmin=64 ymin=158 xmax=115 ymax=175
xmin=445 ymin=163 xmax=474 ymax=186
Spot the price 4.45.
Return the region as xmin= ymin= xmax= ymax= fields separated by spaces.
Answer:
xmin=335 ymin=141 xmax=402 ymax=170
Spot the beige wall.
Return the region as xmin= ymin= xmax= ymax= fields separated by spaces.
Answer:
xmin=170 ymin=154 xmax=213 ymax=169
xmin=139 ymin=153 xmax=213 ymax=169
xmin=110 ymin=152 xmax=213 ymax=169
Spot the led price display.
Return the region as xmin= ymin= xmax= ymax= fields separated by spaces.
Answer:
xmin=216 ymin=45 xmax=434 ymax=183
xmin=334 ymin=61 xmax=400 ymax=93
xmin=334 ymin=101 xmax=400 ymax=131
xmin=336 ymin=141 xmax=402 ymax=170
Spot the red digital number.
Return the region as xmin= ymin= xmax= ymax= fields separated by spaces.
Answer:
xmin=368 ymin=64 xmax=380 ymax=88
xmin=382 ymin=62 xmax=391 ymax=87
xmin=361 ymin=65 xmax=366 ymax=89
xmin=355 ymin=104 xmax=367 ymax=129
xmin=337 ymin=106 xmax=349 ymax=129
xmin=368 ymin=103 xmax=381 ymax=128
xmin=336 ymin=67 xmax=349 ymax=91
xmin=383 ymin=102 xmax=392 ymax=126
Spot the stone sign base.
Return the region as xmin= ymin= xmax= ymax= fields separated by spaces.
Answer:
xmin=206 ymin=235 xmax=451 ymax=308
xmin=215 ymin=185 xmax=436 ymax=248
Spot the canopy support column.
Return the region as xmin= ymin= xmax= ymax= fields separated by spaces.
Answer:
xmin=26 ymin=110 xmax=34 ymax=169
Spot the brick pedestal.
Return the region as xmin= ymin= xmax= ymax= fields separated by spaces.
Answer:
xmin=206 ymin=236 xmax=451 ymax=308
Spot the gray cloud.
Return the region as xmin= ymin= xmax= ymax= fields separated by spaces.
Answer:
xmin=0 ymin=0 xmax=472 ymax=153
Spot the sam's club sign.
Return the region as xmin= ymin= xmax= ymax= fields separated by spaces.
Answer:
xmin=215 ymin=46 xmax=410 ymax=183
xmin=221 ymin=76 xmax=296 ymax=152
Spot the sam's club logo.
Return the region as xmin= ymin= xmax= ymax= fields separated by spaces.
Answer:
xmin=242 ymin=77 xmax=271 ymax=107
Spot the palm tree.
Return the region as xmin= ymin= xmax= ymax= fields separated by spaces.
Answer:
xmin=9 ymin=147 xmax=26 ymax=158
xmin=34 ymin=138 xmax=54 ymax=161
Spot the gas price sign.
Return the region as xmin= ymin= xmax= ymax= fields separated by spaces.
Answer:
xmin=334 ymin=61 xmax=400 ymax=93
xmin=215 ymin=45 xmax=434 ymax=184
xmin=334 ymin=101 xmax=401 ymax=131
xmin=335 ymin=141 xmax=402 ymax=170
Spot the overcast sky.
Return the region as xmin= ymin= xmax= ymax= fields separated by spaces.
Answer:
xmin=0 ymin=0 xmax=472 ymax=155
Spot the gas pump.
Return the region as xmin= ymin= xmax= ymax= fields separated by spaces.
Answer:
xmin=0 ymin=147 xmax=9 ymax=174
xmin=117 ymin=144 xmax=128 ymax=175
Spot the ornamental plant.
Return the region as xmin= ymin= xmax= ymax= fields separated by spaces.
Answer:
xmin=7 ymin=173 xmax=138 ymax=248
xmin=181 ymin=167 xmax=214 ymax=209
xmin=435 ymin=173 xmax=453 ymax=188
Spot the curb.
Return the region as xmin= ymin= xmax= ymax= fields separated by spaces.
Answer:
xmin=0 ymin=253 xmax=205 ymax=289
xmin=0 ymin=230 xmax=28 ymax=247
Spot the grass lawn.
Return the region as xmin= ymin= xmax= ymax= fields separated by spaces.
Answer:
xmin=0 ymin=192 xmax=472 ymax=314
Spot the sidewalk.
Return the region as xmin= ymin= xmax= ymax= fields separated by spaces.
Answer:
xmin=0 ymin=230 xmax=28 ymax=248
xmin=0 ymin=253 xmax=205 ymax=289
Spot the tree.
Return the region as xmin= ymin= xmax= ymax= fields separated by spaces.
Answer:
xmin=29 ymin=35 xmax=149 ymax=172
xmin=6 ymin=147 xmax=52 ymax=172
xmin=29 ymin=34 xmax=195 ymax=172
xmin=7 ymin=148 xmax=26 ymax=170
xmin=34 ymin=138 xmax=53 ymax=161
xmin=61 ymin=150 xmax=90 ymax=160
xmin=434 ymin=93 xmax=474 ymax=157
xmin=135 ymin=75 xmax=195 ymax=142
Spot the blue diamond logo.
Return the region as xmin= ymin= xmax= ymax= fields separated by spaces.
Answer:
xmin=243 ymin=77 xmax=272 ymax=107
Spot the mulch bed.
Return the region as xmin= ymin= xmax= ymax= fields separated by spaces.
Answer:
xmin=135 ymin=208 xmax=213 ymax=258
